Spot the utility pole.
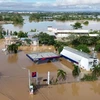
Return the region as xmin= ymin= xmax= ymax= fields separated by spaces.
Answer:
xmin=28 ymin=69 xmax=31 ymax=88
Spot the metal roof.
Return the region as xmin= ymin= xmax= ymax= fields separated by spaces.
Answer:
xmin=57 ymin=30 xmax=89 ymax=33
xmin=27 ymin=32 xmax=39 ymax=36
xmin=63 ymin=46 xmax=93 ymax=59
xmin=26 ymin=52 xmax=59 ymax=61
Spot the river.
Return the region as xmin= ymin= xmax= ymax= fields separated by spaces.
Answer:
xmin=1 ymin=16 xmax=100 ymax=32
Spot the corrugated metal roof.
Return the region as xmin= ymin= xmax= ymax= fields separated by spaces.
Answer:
xmin=27 ymin=52 xmax=59 ymax=61
xmin=63 ymin=46 xmax=93 ymax=59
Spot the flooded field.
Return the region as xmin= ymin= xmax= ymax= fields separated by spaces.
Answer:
xmin=0 ymin=43 xmax=100 ymax=100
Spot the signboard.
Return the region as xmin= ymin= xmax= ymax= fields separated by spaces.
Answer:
xmin=32 ymin=72 xmax=36 ymax=77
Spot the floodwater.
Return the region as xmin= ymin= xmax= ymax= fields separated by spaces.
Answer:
xmin=0 ymin=41 xmax=100 ymax=100
xmin=1 ymin=16 xmax=100 ymax=32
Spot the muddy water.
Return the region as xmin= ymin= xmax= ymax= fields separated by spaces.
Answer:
xmin=0 ymin=44 xmax=100 ymax=100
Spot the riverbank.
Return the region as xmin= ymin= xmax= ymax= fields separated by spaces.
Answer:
xmin=0 ymin=21 xmax=13 ymax=24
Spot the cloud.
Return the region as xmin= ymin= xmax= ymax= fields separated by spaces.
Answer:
xmin=0 ymin=0 xmax=100 ymax=11
xmin=0 ymin=0 xmax=16 ymax=3
xmin=55 ymin=0 xmax=100 ymax=5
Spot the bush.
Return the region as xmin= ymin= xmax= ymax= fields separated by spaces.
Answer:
xmin=75 ymin=44 xmax=90 ymax=53
xmin=95 ymin=44 xmax=100 ymax=52
xmin=81 ymin=74 xmax=97 ymax=81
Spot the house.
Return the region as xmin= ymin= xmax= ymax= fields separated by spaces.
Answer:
xmin=5 ymin=35 xmax=20 ymax=48
xmin=27 ymin=32 xmax=39 ymax=39
xmin=60 ymin=46 xmax=99 ymax=71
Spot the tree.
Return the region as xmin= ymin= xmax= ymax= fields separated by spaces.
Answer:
xmin=24 ymin=39 xmax=32 ymax=45
xmin=95 ymin=44 xmax=100 ymax=52
xmin=83 ymin=21 xmax=89 ymax=26
xmin=18 ymin=31 xmax=27 ymax=38
xmin=38 ymin=32 xmax=55 ymax=45
xmin=13 ymin=31 xmax=18 ymax=36
xmin=57 ymin=69 xmax=67 ymax=81
xmin=58 ymin=46 xmax=63 ymax=54
xmin=12 ymin=14 xmax=24 ymax=24
xmin=76 ymin=44 xmax=90 ymax=53
xmin=92 ymin=65 xmax=100 ymax=77
xmin=71 ymin=22 xmax=82 ymax=29
xmin=7 ymin=44 xmax=18 ymax=53
xmin=72 ymin=65 xmax=80 ymax=77
xmin=0 ymin=33 xmax=4 ymax=39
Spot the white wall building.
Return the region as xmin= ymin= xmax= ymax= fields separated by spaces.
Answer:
xmin=5 ymin=36 xmax=19 ymax=46
xmin=60 ymin=46 xmax=99 ymax=71
xmin=47 ymin=27 xmax=89 ymax=38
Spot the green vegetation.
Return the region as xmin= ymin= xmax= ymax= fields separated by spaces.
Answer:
xmin=54 ymin=41 xmax=68 ymax=54
xmin=17 ymin=31 xmax=28 ymax=38
xmin=83 ymin=21 xmax=89 ymax=25
xmin=81 ymin=74 xmax=97 ymax=81
xmin=72 ymin=36 xmax=98 ymax=46
xmin=76 ymin=44 xmax=90 ymax=53
xmin=81 ymin=65 xmax=100 ymax=81
xmin=35 ymin=32 xmax=55 ymax=45
xmin=7 ymin=44 xmax=18 ymax=53
xmin=0 ymin=25 xmax=4 ymax=39
xmin=0 ymin=13 xmax=24 ymax=24
xmin=95 ymin=44 xmax=100 ymax=52
xmin=71 ymin=22 xmax=82 ymax=29
xmin=57 ymin=69 xmax=67 ymax=81
xmin=29 ymin=12 xmax=100 ymax=22
xmin=92 ymin=65 xmax=100 ymax=77
xmin=24 ymin=39 xmax=32 ymax=45
xmin=30 ymin=29 xmax=37 ymax=32
xmin=72 ymin=65 xmax=80 ymax=77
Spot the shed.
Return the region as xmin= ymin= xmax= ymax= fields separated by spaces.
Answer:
xmin=60 ymin=46 xmax=99 ymax=71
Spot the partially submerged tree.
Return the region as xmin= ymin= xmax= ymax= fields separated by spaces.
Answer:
xmin=72 ymin=65 xmax=80 ymax=77
xmin=57 ymin=69 xmax=67 ymax=81
xmin=7 ymin=44 xmax=18 ymax=53
xmin=71 ymin=22 xmax=82 ymax=29
xmin=92 ymin=65 xmax=100 ymax=77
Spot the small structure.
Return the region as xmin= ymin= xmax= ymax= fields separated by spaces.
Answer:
xmin=27 ymin=32 xmax=39 ymax=46
xmin=5 ymin=35 xmax=20 ymax=48
xmin=31 ymin=38 xmax=39 ymax=46
xmin=60 ymin=46 xmax=99 ymax=71
xmin=26 ymin=52 xmax=60 ymax=64
xmin=27 ymin=32 xmax=39 ymax=39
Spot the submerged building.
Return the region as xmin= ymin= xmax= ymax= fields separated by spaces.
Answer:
xmin=60 ymin=46 xmax=99 ymax=71
xmin=26 ymin=52 xmax=60 ymax=64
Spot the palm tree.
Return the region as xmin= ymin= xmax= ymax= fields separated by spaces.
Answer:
xmin=57 ymin=69 xmax=67 ymax=81
xmin=72 ymin=65 xmax=80 ymax=77
xmin=92 ymin=65 xmax=100 ymax=77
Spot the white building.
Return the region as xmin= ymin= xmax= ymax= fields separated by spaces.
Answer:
xmin=5 ymin=36 xmax=20 ymax=46
xmin=60 ymin=46 xmax=99 ymax=71
xmin=47 ymin=27 xmax=89 ymax=38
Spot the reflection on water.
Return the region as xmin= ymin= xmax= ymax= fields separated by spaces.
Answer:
xmin=57 ymin=84 xmax=66 ymax=95
xmin=7 ymin=54 xmax=18 ymax=63
xmin=2 ymin=16 xmax=100 ymax=32
xmin=13 ymin=23 xmax=23 ymax=29
xmin=72 ymin=83 xmax=79 ymax=96
xmin=90 ymin=81 xmax=100 ymax=94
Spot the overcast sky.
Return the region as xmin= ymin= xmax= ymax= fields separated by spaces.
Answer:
xmin=0 ymin=0 xmax=100 ymax=11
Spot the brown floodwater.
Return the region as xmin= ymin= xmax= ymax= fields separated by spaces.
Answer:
xmin=0 ymin=43 xmax=100 ymax=100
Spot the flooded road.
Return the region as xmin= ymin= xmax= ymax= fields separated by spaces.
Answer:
xmin=0 ymin=42 xmax=100 ymax=100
